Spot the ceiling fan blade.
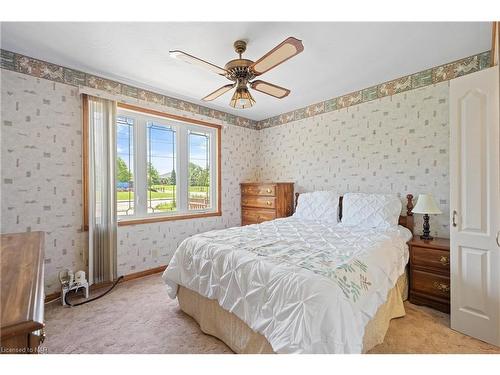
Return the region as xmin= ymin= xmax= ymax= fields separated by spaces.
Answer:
xmin=250 ymin=80 xmax=290 ymax=99
xmin=249 ymin=37 xmax=304 ymax=76
xmin=202 ymin=84 xmax=235 ymax=101
xmin=169 ymin=50 xmax=227 ymax=76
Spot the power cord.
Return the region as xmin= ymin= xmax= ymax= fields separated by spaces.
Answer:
xmin=64 ymin=275 xmax=124 ymax=307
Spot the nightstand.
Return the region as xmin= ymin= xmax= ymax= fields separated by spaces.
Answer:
xmin=408 ymin=236 xmax=450 ymax=313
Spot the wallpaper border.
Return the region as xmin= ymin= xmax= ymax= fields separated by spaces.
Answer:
xmin=0 ymin=49 xmax=257 ymax=129
xmin=256 ymin=50 xmax=491 ymax=129
xmin=1 ymin=48 xmax=491 ymax=131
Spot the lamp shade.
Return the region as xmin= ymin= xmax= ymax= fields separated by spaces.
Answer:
xmin=412 ymin=194 xmax=442 ymax=215
xmin=229 ymin=87 xmax=255 ymax=109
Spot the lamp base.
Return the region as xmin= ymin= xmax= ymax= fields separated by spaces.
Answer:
xmin=420 ymin=213 xmax=433 ymax=241
xmin=419 ymin=234 xmax=434 ymax=241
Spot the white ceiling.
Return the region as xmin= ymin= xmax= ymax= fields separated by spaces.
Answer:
xmin=0 ymin=22 xmax=491 ymax=121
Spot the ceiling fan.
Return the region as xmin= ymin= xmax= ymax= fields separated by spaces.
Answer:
xmin=169 ymin=37 xmax=304 ymax=109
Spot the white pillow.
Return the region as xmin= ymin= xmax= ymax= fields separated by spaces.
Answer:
xmin=342 ymin=193 xmax=402 ymax=228
xmin=293 ymin=191 xmax=340 ymax=222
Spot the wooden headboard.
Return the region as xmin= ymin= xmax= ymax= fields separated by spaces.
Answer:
xmin=294 ymin=193 xmax=414 ymax=233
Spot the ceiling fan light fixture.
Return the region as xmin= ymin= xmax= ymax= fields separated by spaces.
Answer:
xmin=170 ymin=37 xmax=304 ymax=109
xmin=229 ymin=87 xmax=255 ymax=109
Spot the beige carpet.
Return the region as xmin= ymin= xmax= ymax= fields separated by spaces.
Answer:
xmin=43 ymin=274 xmax=500 ymax=354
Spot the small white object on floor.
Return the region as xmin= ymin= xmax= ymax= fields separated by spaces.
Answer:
xmin=61 ymin=281 xmax=89 ymax=306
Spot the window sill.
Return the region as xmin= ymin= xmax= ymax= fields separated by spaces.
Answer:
xmin=117 ymin=211 xmax=222 ymax=227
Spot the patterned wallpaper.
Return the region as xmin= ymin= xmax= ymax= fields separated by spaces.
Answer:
xmin=1 ymin=69 xmax=259 ymax=294
xmin=0 ymin=50 xmax=257 ymax=129
xmin=1 ymin=70 xmax=86 ymax=293
xmin=256 ymin=51 xmax=489 ymax=129
xmin=0 ymin=49 xmax=490 ymax=130
xmin=0 ymin=46 xmax=467 ymax=293
xmin=257 ymin=82 xmax=451 ymax=238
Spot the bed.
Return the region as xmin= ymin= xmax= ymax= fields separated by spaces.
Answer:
xmin=163 ymin=192 xmax=415 ymax=353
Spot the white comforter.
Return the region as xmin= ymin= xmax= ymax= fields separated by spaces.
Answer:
xmin=162 ymin=217 xmax=412 ymax=353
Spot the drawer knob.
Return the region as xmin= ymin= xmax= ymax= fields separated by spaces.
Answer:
xmin=433 ymin=281 xmax=450 ymax=292
xmin=439 ymin=256 xmax=449 ymax=266
xmin=266 ymin=201 xmax=271 ymax=205
xmin=266 ymin=188 xmax=272 ymax=193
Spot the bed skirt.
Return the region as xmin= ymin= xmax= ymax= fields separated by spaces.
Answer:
xmin=177 ymin=271 xmax=408 ymax=354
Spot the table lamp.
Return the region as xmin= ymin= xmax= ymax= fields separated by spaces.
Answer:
xmin=412 ymin=194 xmax=442 ymax=240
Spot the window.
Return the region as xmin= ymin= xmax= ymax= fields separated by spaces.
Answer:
xmin=147 ymin=122 xmax=176 ymax=214
xmin=116 ymin=116 xmax=135 ymax=216
xmin=115 ymin=104 xmax=221 ymax=225
xmin=188 ymin=131 xmax=211 ymax=211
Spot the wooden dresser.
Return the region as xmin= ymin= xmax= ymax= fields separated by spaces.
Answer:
xmin=408 ymin=236 xmax=450 ymax=313
xmin=240 ymin=182 xmax=294 ymax=226
xmin=1 ymin=232 xmax=46 ymax=354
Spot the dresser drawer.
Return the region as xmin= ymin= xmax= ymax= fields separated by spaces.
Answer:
xmin=242 ymin=208 xmax=276 ymax=224
xmin=411 ymin=246 xmax=450 ymax=273
xmin=241 ymin=184 xmax=276 ymax=196
xmin=412 ymin=269 xmax=450 ymax=299
xmin=242 ymin=196 xmax=276 ymax=209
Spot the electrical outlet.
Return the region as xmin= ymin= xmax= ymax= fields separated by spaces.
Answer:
xmin=152 ymin=249 xmax=159 ymax=258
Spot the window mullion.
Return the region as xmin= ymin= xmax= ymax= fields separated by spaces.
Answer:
xmin=135 ymin=118 xmax=148 ymax=217
xmin=177 ymin=127 xmax=188 ymax=213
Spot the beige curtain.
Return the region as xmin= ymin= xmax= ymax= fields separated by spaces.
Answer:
xmin=87 ymin=96 xmax=117 ymax=285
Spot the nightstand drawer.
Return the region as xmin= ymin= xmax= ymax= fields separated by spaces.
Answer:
xmin=412 ymin=269 xmax=450 ymax=299
xmin=241 ymin=184 xmax=276 ymax=196
xmin=242 ymin=196 xmax=276 ymax=209
xmin=411 ymin=246 xmax=450 ymax=273
xmin=242 ymin=208 xmax=276 ymax=224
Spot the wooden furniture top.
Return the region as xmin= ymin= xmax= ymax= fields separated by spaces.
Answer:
xmin=408 ymin=236 xmax=450 ymax=250
xmin=1 ymin=232 xmax=45 ymax=339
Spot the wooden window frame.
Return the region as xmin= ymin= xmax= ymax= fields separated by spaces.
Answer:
xmin=491 ymin=21 xmax=499 ymax=67
xmin=82 ymin=97 xmax=222 ymax=230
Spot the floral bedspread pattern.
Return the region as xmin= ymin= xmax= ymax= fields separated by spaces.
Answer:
xmin=163 ymin=217 xmax=411 ymax=353
xmin=197 ymin=220 xmax=385 ymax=302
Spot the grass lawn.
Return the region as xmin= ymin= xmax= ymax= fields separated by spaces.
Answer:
xmin=117 ymin=185 xmax=208 ymax=201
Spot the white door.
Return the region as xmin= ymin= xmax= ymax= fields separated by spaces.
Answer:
xmin=450 ymin=65 xmax=500 ymax=346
